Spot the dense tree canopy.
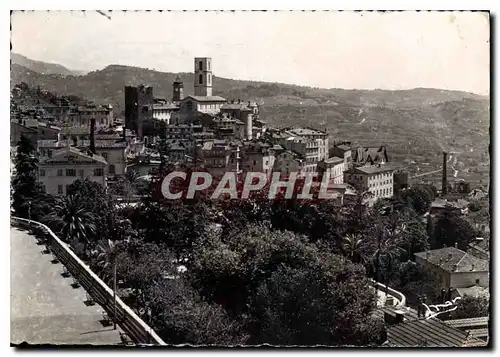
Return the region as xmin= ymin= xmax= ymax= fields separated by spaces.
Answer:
xmin=11 ymin=135 xmax=42 ymax=218
xmin=446 ymin=295 xmax=489 ymax=320
xmin=401 ymin=185 xmax=434 ymax=215
xmin=20 ymin=156 xmax=485 ymax=346
xmin=431 ymin=208 xmax=477 ymax=250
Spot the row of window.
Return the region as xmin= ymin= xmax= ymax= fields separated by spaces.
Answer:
xmin=39 ymin=167 xmax=110 ymax=177
xmin=369 ymin=179 xmax=393 ymax=188
xmin=373 ymin=188 xmax=393 ymax=196
xmin=372 ymin=172 xmax=391 ymax=180
xmin=200 ymin=103 xmax=219 ymax=110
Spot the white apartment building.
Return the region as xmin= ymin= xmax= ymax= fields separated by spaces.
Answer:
xmin=38 ymin=146 xmax=107 ymax=196
xmin=343 ymin=164 xmax=395 ymax=200
xmin=318 ymin=156 xmax=345 ymax=184
xmin=152 ymin=103 xmax=180 ymax=124
xmin=181 ymin=95 xmax=227 ymax=115
xmin=38 ymin=137 xmax=127 ymax=177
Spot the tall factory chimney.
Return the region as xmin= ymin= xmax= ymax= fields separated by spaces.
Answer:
xmin=89 ymin=117 xmax=96 ymax=154
xmin=442 ymin=151 xmax=447 ymax=196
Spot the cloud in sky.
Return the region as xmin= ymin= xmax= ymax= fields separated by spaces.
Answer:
xmin=11 ymin=11 xmax=489 ymax=95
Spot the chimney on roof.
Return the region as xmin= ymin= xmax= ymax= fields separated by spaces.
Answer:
xmin=453 ymin=264 xmax=458 ymax=271
xmin=439 ymin=257 xmax=443 ymax=265
xmin=455 ymin=242 xmax=458 ymax=249
xmin=231 ymin=99 xmax=235 ymax=104
xmin=89 ymin=118 xmax=96 ymax=154
xmin=471 ymin=264 xmax=475 ymax=272
xmin=238 ymin=99 xmax=241 ymax=104
xmin=448 ymin=253 xmax=453 ymax=261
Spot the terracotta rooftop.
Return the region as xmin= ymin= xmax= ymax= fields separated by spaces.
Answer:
xmin=335 ymin=144 xmax=351 ymax=151
xmin=324 ymin=156 xmax=344 ymax=164
xmin=387 ymin=317 xmax=486 ymax=347
xmin=60 ymin=126 xmax=91 ymax=135
xmin=221 ymin=103 xmax=251 ymax=110
xmin=348 ymin=164 xmax=396 ymax=175
xmin=40 ymin=146 xmax=107 ymax=165
xmin=455 ymin=286 xmax=490 ymax=299
xmin=287 ymin=128 xmax=327 ymax=136
xmin=153 ymin=103 xmax=180 ymax=110
xmin=414 ymin=247 xmax=489 ymax=273
xmin=78 ymin=139 xmax=128 ymax=149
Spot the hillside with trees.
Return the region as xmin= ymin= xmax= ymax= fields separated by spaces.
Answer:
xmin=11 ymin=137 xmax=484 ymax=345
xmin=11 ymin=56 xmax=490 ymax=186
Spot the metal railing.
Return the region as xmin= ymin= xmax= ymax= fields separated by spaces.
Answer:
xmin=370 ymin=279 xmax=407 ymax=307
xmin=11 ymin=216 xmax=166 ymax=346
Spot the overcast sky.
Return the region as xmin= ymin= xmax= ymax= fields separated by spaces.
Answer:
xmin=11 ymin=11 xmax=489 ymax=95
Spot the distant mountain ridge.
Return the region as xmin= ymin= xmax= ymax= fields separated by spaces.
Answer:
xmin=11 ymin=52 xmax=84 ymax=76
xmin=10 ymin=60 xmax=487 ymax=110
xmin=10 ymin=55 xmax=490 ymax=186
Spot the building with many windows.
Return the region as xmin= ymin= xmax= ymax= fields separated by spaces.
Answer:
xmin=267 ymin=127 xmax=329 ymax=174
xmin=37 ymin=146 xmax=107 ymax=196
xmin=38 ymin=132 xmax=128 ymax=177
xmin=343 ymin=164 xmax=395 ymax=199
xmin=317 ymin=156 xmax=345 ymax=184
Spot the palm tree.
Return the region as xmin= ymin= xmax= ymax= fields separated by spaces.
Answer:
xmin=342 ymin=233 xmax=365 ymax=264
xmin=90 ymin=239 xmax=120 ymax=329
xmin=44 ymin=194 xmax=97 ymax=258
xmin=370 ymin=219 xmax=407 ymax=304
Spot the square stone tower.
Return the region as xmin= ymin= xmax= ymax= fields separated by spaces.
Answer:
xmin=194 ymin=57 xmax=213 ymax=97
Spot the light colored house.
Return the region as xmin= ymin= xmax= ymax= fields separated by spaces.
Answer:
xmin=152 ymin=103 xmax=180 ymax=124
xmin=343 ymin=164 xmax=395 ymax=199
xmin=414 ymin=246 xmax=489 ymax=289
xmin=178 ymin=95 xmax=227 ymax=116
xmin=38 ymin=146 xmax=107 ymax=196
xmin=38 ymin=137 xmax=127 ymax=177
xmin=318 ymin=156 xmax=345 ymax=184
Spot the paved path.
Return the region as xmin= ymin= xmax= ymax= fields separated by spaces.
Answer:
xmin=10 ymin=226 xmax=123 ymax=345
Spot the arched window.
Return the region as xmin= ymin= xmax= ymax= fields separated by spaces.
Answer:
xmin=199 ymin=74 xmax=203 ymax=84
xmin=199 ymin=61 xmax=203 ymax=71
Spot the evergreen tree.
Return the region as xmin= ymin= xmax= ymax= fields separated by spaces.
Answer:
xmin=11 ymin=135 xmax=42 ymax=218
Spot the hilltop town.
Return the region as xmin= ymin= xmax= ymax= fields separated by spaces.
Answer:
xmin=11 ymin=56 xmax=490 ymax=347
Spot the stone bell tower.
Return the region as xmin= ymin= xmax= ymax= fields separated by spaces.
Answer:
xmin=172 ymin=76 xmax=184 ymax=102
xmin=194 ymin=57 xmax=213 ymax=97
